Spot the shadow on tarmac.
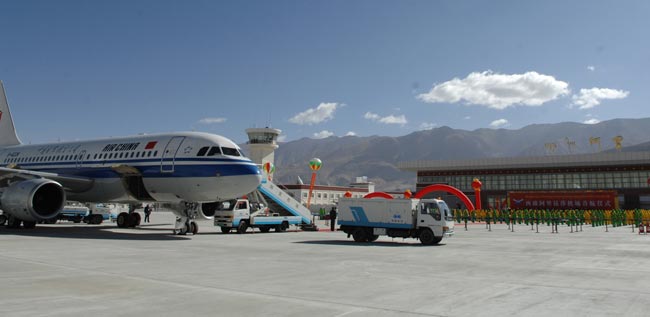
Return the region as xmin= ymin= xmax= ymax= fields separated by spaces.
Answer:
xmin=294 ymin=240 xmax=446 ymax=247
xmin=0 ymin=224 xmax=192 ymax=241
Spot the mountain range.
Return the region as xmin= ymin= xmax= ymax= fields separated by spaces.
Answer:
xmin=264 ymin=118 xmax=650 ymax=191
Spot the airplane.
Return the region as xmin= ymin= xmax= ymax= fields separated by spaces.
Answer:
xmin=0 ymin=81 xmax=262 ymax=234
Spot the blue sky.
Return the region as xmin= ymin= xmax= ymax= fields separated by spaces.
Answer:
xmin=0 ymin=0 xmax=648 ymax=144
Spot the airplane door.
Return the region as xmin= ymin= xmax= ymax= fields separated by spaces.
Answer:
xmin=161 ymin=136 xmax=185 ymax=173
xmin=76 ymin=150 xmax=86 ymax=169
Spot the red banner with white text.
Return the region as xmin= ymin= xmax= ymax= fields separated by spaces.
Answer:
xmin=508 ymin=191 xmax=619 ymax=210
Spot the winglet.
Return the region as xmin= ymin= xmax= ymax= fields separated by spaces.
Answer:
xmin=0 ymin=81 xmax=23 ymax=147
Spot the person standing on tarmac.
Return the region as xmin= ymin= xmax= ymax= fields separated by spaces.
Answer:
xmin=144 ymin=204 xmax=151 ymax=223
xmin=329 ymin=207 xmax=337 ymax=231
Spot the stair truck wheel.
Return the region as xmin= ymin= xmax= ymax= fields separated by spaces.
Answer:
xmin=419 ymin=228 xmax=436 ymax=245
xmin=237 ymin=221 xmax=248 ymax=234
xmin=220 ymin=226 xmax=231 ymax=234
xmin=117 ymin=212 xmax=130 ymax=228
xmin=352 ymin=228 xmax=368 ymax=242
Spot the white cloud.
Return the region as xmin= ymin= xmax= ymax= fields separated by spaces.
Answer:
xmin=289 ymin=102 xmax=340 ymax=125
xmin=419 ymin=122 xmax=437 ymax=130
xmin=198 ymin=117 xmax=227 ymax=124
xmin=489 ymin=119 xmax=509 ymax=128
xmin=587 ymin=65 xmax=596 ymax=71
xmin=313 ymin=130 xmax=334 ymax=139
xmin=583 ymin=118 xmax=600 ymax=124
xmin=364 ymin=112 xmax=408 ymax=125
xmin=464 ymin=116 xmax=471 ymax=120
xmin=417 ymin=71 xmax=569 ymax=109
xmin=571 ymin=88 xmax=629 ymax=109
xmin=345 ymin=131 xmax=357 ymax=136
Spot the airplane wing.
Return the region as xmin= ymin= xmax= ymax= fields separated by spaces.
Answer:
xmin=0 ymin=166 xmax=95 ymax=193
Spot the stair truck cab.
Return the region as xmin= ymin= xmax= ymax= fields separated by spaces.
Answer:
xmin=214 ymin=199 xmax=302 ymax=234
xmin=337 ymin=197 xmax=455 ymax=245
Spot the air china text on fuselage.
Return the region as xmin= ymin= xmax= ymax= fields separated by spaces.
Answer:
xmin=0 ymin=81 xmax=262 ymax=234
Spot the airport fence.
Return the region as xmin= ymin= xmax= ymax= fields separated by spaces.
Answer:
xmin=452 ymin=208 xmax=650 ymax=233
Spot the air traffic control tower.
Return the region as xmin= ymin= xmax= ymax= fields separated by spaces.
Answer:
xmin=246 ymin=127 xmax=281 ymax=165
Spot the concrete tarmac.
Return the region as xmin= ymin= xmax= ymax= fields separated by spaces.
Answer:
xmin=1 ymin=212 xmax=649 ymax=317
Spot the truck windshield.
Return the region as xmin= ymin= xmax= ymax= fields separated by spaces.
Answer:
xmin=421 ymin=202 xmax=442 ymax=221
xmin=438 ymin=201 xmax=454 ymax=221
xmin=218 ymin=200 xmax=237 ymax=210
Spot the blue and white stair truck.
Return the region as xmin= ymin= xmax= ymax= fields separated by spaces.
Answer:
xmin=214 ymin=199 xmax=302 ymax=234
xmin=337 ymin=197 xmax=455 ymax=245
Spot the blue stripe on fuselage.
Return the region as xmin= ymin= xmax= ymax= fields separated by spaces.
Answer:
xmin=16 ymin=159 xmax=260 ymax=179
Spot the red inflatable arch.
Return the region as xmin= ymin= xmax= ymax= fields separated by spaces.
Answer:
xmin=363 ymin=192 xmax=394 ymax=199
xmin=413 ymin=184 xmax=475 ymax=211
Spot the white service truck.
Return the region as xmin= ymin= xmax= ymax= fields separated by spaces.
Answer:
xmin=337 ymin=197 xmax=455 ymax=245
xmin=214 ymin=199 xmax=302 ymax=234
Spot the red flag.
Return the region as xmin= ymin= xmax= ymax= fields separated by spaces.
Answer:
xmin=145 ymin=141 xmax=157 ymax=149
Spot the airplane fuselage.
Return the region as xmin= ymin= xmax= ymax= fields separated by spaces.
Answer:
xmin=0 ymin=132 xmax=262 ymax=204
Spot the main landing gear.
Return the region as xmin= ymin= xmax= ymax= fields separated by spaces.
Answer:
xmin=116 ymin=212 xmax=141 ymax=228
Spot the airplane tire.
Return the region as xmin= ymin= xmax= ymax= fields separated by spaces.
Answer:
xmin=129 ymin=213 xmax=141 ymax=227
xmin=116 ymin=212 xmax=130 ymax=228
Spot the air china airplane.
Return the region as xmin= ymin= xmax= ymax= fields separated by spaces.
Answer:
xmin=0 ymin=81 xmax=262 ymax=234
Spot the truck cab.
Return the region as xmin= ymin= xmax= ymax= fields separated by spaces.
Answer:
xmin=417 ymin=199 xmax=455 ymax=241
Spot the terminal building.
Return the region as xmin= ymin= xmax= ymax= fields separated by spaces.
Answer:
xmin=398 ymin=151 xmax=650 ymax=210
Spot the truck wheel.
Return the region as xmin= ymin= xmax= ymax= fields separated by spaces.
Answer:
xmin=45 ymin=218 xmax=57 ymax=224
xmin=352 ymin=228 xmax=368 ymax=242
xmin=23 ymin=221 xmax=37 ymax=229
xmin=73 ymin=216 xmax=82 ymax=223
xmin=237 ymin=221 xmax=248 ymax=234
xmin=368 ymin=234 xmax=379 ymax=242
xmin=220 ymin=226 xmax=231 ymax=234
xmin=7 ymin=216 xmax=21 ymax=229
xmin=94 ymin=214 xmax=104 ymax=225
xmin=0 ymin=214 xmax=7 ymax=226
xmin=432 ymin=236 xmax=443 ymax=244
xmin=259 ymin=226 xmax=271 ymax=233
xmin=419 ymin=229 xmax=436 ymax=245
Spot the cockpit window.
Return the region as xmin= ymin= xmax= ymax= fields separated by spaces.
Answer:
xmin=207 ymin=147 xmax=221 ymax=156
xmin=221 ymin=147 xmax=240 ymax=156
xmin=197 ymin=147 xmax=209 ymax=156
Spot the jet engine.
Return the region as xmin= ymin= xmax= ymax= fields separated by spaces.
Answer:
xmin=197 ymin=201 xmax=220 ymax=220
xmin=0 ymin=179 xmax=66 ymax=222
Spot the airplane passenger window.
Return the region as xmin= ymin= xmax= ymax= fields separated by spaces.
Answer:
xmin=197 ymin=147 xmax=209 ymax=156
xmin=207 ymin=147 xmax=221 ymax=156
xmin=221 ymin=147 xmax=240 ymax=156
